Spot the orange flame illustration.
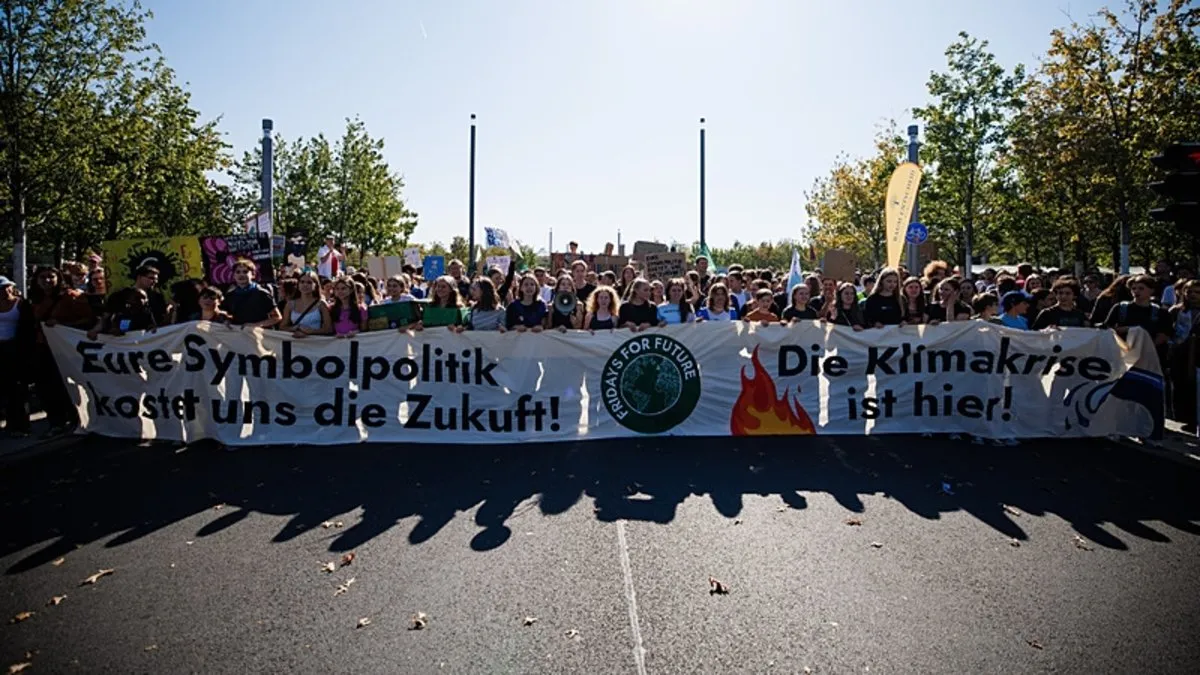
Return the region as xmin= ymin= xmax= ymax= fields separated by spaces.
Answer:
xmin=730 ymin=347 xmax=817 ymax=436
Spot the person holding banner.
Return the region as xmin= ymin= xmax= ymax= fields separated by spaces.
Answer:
xmin=697 ymin=283 xmax=739 ymax=322
xmin=221 ymin=261 xmax=281 ymax=329
xmin=900 ymin=277 xmax=928 ymax=325
xmin=584 ymin=286 xmax=620 ymax=330
xmin=823 ymin=282 xmax=866 ymax=331
xmin=926 ymin=278 xmax=972 ymax=324
xmin=280 ymin=272 xmax=332 ymax=337
xmin=863 ymin=268 xmax=904 ymax=328
xmin=1032 ymin=278 xmax=1089 ymax=329
xmin=329 ymin=279 xmax=368 ymax=338
xmin=462 ymin=278 xmax=506 ymax=332
xmin=550 ymin=275 xmax=585 ymax=331
xmin=382 ymin=275 xmax=418 ymax=304
xmin=657 ymin=278 xmax=695 ymax=325
xmin=741 ymin=289 xmax=780 ymax=324
xmin=0 ymin=276 xmax=35 ymax=436
xmin=782 ymin=284 xmax=817 ymax=322
xmin=197 ymin=288 xmax=233 ymax=324
xmin=30 ymin=267 xmax=95 ymax=436
xmin=618 ymin=279 xmax=657 ymax=331
xmin=506 ymin=274 xmax=549 ymax=332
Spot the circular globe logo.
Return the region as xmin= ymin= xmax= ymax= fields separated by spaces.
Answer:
xmin=601 ymin=334 xmax=701 ymax=434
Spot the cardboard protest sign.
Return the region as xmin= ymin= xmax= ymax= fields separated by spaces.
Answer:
xmin=632 ymin=241 xmax=669 ymax=261
xmin=100 ymin=237 xmax=204 ymax=292
xmin=644 ymin=252 xmax=687 ymax=280
xmin=404 ymin=247 xmax=422 ymax=268
xmin=592 ymin=255 xmax=629 ymax=273
xmin=823 ymin=248 xmax=857 ymax=282
xmin=365 ymin=256 xmax=387 ymax=281
xmin=200 ymin=234 xmax=275 ymax=286
xmin=384 ymin=256 xmax=403 ymax=279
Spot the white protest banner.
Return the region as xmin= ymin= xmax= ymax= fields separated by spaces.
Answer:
xmin=404 ymin=247 xmax=422 ymax=269
xmin=45 ymin=323 xmax=1164 ymax=446
xmin=485 ymin=255 xmax=511 ymax=274
xmin=485 ymin=227 xmax=510 ymax=249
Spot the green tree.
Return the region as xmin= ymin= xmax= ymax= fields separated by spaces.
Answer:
xmin=804 ymin=124 xmax=906 ymax=269
xmin=1 ymin=0 xmax=152 ymax=290
xmin=914 ymin=33 xmax=1025 ymax=273
xmin=230 ymin=118 xmax=417 ymax=261
xmin=448 ymin=236 xmax=469 ymax=263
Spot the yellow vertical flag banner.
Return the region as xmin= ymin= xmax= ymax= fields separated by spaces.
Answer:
xmin=100 ymin=237 xmax=203 ymax=292
xmin=884 ymin=162 xmax=923 ymax=270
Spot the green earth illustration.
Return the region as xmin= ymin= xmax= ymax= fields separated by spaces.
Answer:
xmin=622 ymin=354 xmax=682 ymax=416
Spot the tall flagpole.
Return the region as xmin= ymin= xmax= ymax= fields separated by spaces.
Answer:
xmin=699 ymin=117 xmax=706 ymax=249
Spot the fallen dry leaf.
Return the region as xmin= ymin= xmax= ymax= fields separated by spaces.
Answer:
xmin=523 ymin=616 xmax=539 ymax=626
xmin=1073 ymin=535 xmax=1094 ymax=552
xmin=80 ymin=568 xmax=114 ymax=585
xmin=708 ymin=576 xmax=730 ymax=595
xmin=144 ymin=644 xmax=158 ymax=652
xmin=733 ymin=519 xmax=742 ymax=525
xmin=340 ymin=552 xmax=355 ymax=567
xmin=334 ymin=577 xmax=356 ymax=597
xmin=776 ymin=506 xmax=787 ymax=513
xmin=213 ymin=503 xmax=225 ymax=511
xmin=321 ymin=521 xmax=334 ymax=529
xmin=1009 ymin=538 xmax=1021 ymax=548
xmin=564 ymin=629 xmax=580 ymax=639
xmin=1002 ymin=504 xmax=1022 ymax=517
xmin=8 ymin=663 xmax=32 ymax=674
xmin=1026 ymin=638 xmax=1044 ymax=650
xmin=870 ymin=541 xmax=884 ymax=548
xmin=356 ymin=617 xmax=371 ymax=629
xmin=845 ymin=517 xmax=863 ymax=526
xmin=51 ymin=558 xmax=65 ymax=566
xmin=321 ymin=562 xmax=337 ymax=573
xmin=9 ymin=611 xmax=33 ymax=624
xmin=48 ymin=595 xmax=67 ymax=606
xmin=409 ymin=612 xmax=428 ymax=630
xmin=335 ymin=521 xmax=344 ymax=528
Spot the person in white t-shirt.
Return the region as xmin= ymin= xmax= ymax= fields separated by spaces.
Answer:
xmin=317 ymin=235 xmax=344 ymax=278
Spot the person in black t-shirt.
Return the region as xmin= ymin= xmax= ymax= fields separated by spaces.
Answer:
xmin=1032 ymin=278 xmax=1091 ymax=329
xmin=222 ymin=261 xmax=282 ymax=327
xmin=571 ymin=260 xmax=596 ymax=303
xmin=132 ymin=264 xmax=170 ymax=326
xmin=925 ymin=277 xmax=972 ymax=324
xmin=1103 ymin=274 xmax=1170 ymax=346
xmin=863 ymin=268 xmax=904 ymax=328
xmin=782 ymin=284 xmax=818 ymax=321
xmin=618 ymin=279 xmax=658 ymax=330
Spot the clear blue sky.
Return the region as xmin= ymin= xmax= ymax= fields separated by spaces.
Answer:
xmin=143 ymin=0 xmax=1105 ymax=253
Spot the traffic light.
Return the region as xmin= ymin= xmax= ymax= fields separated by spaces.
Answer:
xmin=1149 ymin=142 xmax=1200 ymax=228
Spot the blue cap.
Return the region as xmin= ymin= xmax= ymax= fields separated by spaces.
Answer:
xmin=1001 ymin=290 xmax=1030 ymax=311
xmin=0 ymin=276 xmax=14 ymax=288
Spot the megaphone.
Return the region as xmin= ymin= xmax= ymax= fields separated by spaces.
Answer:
xmin=554 ymin=290 xmax=577 ymax=315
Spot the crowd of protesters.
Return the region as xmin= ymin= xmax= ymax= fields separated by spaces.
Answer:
xmin=2 ymin=241 xmax=1197 ymax=439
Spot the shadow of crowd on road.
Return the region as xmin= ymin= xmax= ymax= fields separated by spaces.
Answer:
xmin=4 ymin=433 xmax=1200 ymax=574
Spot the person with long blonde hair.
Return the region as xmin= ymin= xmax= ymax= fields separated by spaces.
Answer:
xmin=585 ymin=285 xmax=620 ymax=330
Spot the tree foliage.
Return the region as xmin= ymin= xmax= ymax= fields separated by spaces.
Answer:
xmin=803 ymin=124 xmax=906 ymax=269
xmin=230 ymin=118 xmax=418 ymax=259
xmin=805 ymin=1 xmax=1199 ymax=273
xmin=1 ymin=0 xmax=229 ymax=285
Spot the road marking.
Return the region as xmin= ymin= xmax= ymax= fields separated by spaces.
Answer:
xmin=616 ymin=520 xmax=648 ymax=675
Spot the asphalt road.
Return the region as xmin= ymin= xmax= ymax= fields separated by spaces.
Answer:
xmin=2 ymin=434 xmax=1199 ymax=674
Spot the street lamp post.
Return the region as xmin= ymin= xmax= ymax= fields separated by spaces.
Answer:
xmin=906 ymin=125 xmax=921 ymax=275
xmin=468 ymin=114 xmax=477 ymax=272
